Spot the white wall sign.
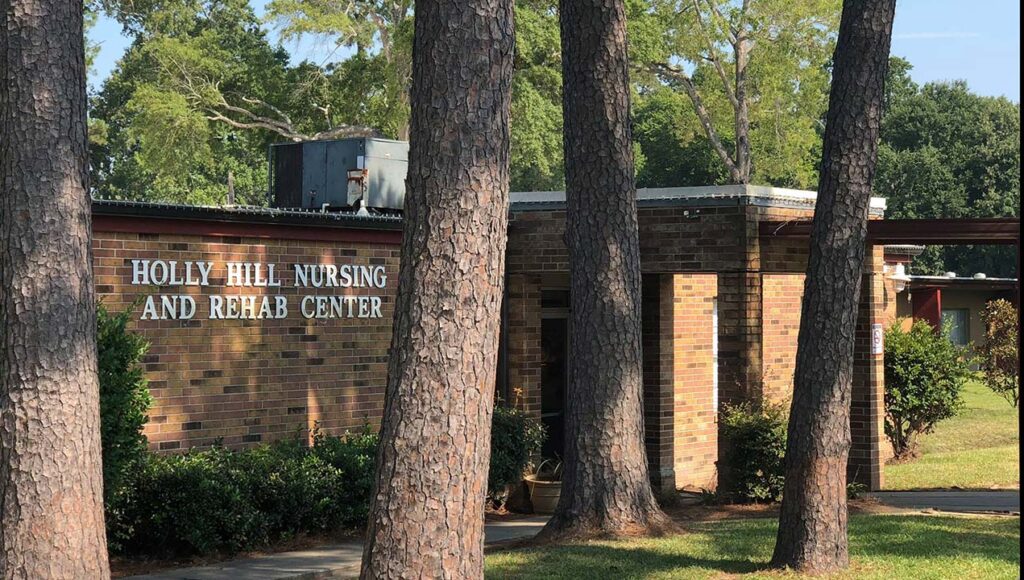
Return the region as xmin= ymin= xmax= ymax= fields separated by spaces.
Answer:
xmin=871 ymin=323 xmax=884 ymax=355
xmin=130 ymin=260 xmax=387 ymax=321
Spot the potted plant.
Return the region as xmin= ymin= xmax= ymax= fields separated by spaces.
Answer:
xmin=524 ymin=459 xmax=562 ymax=514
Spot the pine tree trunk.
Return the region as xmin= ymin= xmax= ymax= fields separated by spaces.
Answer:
xmin=1 ymin=0 xmax=111 ymax=577
xmin=538 ymin=0 xmax=671 ymax=541
xmin=358 ymin=0 xmax=513 ymax=577
xmin=770 ymin=0 xmax=896 ymax=573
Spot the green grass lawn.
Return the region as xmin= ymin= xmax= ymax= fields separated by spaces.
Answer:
xmin=486 ymin=514 xmax=1020 ymax=579
xmin=885 ymin=380 xmax=1019 ymax=490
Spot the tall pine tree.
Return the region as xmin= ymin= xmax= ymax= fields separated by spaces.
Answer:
xmin=771 ymin=0 xmax=896 ymax=572
xmin=2 ymin=0 xmax=110 ymax=575
xmin=358 ymin=0 xmax=514 ymax=576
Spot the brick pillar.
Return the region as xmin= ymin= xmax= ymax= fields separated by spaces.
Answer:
xmin=505 ymin=273 xmax=542 ymax=417
xmin=670 ymin=274 xmax=719 ymax=491
xmin=849 ymin=245 xmax=887 ymax=490
xmin=642 ymin=274 xmax=675 ymax=492
xmin=641 ymin=273 xmax=720 ymax=492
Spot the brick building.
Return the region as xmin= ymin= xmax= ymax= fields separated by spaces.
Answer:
xmin=91 ymin=184 xmax=894 ymax=492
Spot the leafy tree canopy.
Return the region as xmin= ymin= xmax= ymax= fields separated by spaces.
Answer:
xmin=876 ymin=58 xmax=1020 ymax=276
xmin=89 ymin=0 xmax=1019 ymax=252
xmin=629 ymin=0 xmax=839 ymax=188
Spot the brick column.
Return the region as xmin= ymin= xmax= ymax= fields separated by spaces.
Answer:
xmin=849 ymin=245 xmax=887 ymax=490
xmin=505 ymin=273 xmax=542 ymax=416
xmin=670 ymin=274 xmax=720 ymax=491
xmin=641 ymin=273 xmax=720 ymax=492
xmin=642 ymin=275 xmax=675 ymax=492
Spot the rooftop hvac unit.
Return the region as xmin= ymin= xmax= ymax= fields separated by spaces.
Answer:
xmin=269 ymin=138 xmax=408 ymax=211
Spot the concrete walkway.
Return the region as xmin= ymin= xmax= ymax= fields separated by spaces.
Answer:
xmin=869 ymin=490 xmax=1020 ymax=513
xmin=125 ymin=516 xmax=549 ymax=580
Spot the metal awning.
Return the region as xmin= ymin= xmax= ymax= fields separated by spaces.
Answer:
xmin=759 ymin=218 xmax=1020 ymax=245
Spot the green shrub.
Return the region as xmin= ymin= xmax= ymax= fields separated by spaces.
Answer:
xmin=109 ymin=429 xmax=378 ymax=557
xmin=97 ymin=304 xmax=153 ymax=552
xmin=884 ymin=319 xmax=974 ymax=458
xmin=977 ymin=299 xmax=1019 ymax=407
xmin=488 ymin=405 xmax=546 ymax=504
xmin=114 ymin=447 xmax=269 ymax=556
xmin=720 ymin=402 xmax=788 ymax=503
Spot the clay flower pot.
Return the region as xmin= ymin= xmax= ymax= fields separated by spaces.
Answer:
xmin=524 ymin=474 xmax=561 ymax=514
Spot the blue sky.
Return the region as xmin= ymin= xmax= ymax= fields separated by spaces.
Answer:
xmin=89 ymin=0 xmax=1021 ymax=101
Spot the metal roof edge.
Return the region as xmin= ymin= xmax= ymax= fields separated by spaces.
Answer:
xmin=91 ymin=199 xmax=404 ymax=230
xmin=509 ymin=185 xmax=887 ymax=212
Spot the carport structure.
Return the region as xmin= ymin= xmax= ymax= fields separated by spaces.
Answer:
xmin=759 ymin=217 xmax=1019 ymax=490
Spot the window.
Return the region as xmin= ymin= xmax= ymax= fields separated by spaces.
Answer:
xmin=941 ymin=308 xmax=970 ymax=346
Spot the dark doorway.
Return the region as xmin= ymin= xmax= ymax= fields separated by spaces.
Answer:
xmin=540 ymin=290 xmax=569 ymax=459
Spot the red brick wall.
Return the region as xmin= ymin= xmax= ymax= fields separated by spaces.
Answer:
xmin=505 ymin=273 xmax=543 ymax=416
xmin=667 ymin=274 xmax=719 ymax=491
xmin=92 ymin=224 xmax=400 ymax=452
xmin=761 ymin=274 xmax=805 ymax=405
xmin=643 ymin=273 xmax=719 ymax=491
xmin=508 ymin=204 xmax=773 ymax=408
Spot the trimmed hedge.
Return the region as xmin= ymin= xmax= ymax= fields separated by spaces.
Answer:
xmin=107 ymin=428 xmax=377 ymax=557
xmin=98 ymin=314 xmax=546 ymax=557
xmin=977 ymin=299 xmax=1019 ymax=407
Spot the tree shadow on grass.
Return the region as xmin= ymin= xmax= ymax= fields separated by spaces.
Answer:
xmin=487 ymin=542 xmax=765 ymax=579
xmin=487 ymin=520 xmax=774 ymax=579
xmin=845 ymin=514 xmax=1021 ymax=567
xmin=486 ymin=515 xmax=1020 ymax=579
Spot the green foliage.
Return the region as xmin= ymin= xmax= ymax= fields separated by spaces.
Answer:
xmin=628 ymin=0 xmax=839 ymax=187
xmin=633 ymin=87 xmax=729 ymax=188
xmin=90 ymin=0 xmax=294 ymax=205
xmin=510 ymin=0 xmax=564 ymax=191
xmin=977 ymin=300 xmax=1019 ymax=407
xmin=107 ymin=406 xmax=546 ymax=555
xmin=97 ymin=305 xmax=153 ymax=515
xmin=884 ymin=381 xmax=1019 ymax=490
xmin=108 ymin=428 xmax=378 ymax=557
xmin=489 ymin=405 xmax=546 ymax=501
xmin=846 ymin=481 xmax=867 ymax=500
xmin=720 ymin=402 xmax=787 ymax=503
xmin=878 ymin=60 xmax=1020 ymax=276
xmin=92 ymin=0 xmax=567 ymax=200
xmin=883 ymin=320 xmax=974 ymax=458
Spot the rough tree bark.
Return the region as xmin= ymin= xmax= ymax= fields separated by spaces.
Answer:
xmin=1 ymin=0 xmax=111 ymax=577
xmin=358 ymin=0 xmax=513 ymax=577
xmin=770 ymin=0 xmax=896 ymax=573
xmin=537 ymin=0 xmax=672 ymax=541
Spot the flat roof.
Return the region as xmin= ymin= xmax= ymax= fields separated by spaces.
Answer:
xmin=92 ymin=199 xmax=403 ymax=230
xmin=511 ymin=185 xmax=887 ymax=213
xmin=910 ymin=275 xmax=1018 ymax=283
xmin=95 ymin=185 xmax=895 ymax=226
xmin=761 ymin=218 xmax=1020 ymax=245
xmin=908 ymin=275 xmax=1018 ymax=292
